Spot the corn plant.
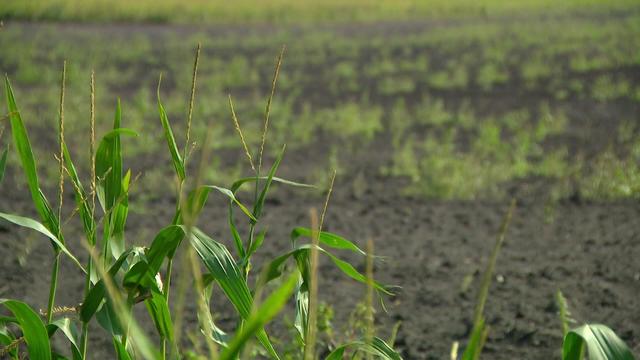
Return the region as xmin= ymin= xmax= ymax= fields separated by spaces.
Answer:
xmin=456 ymin=204 xmax=635 ymax=360
xmin=557 ymin=291 xmax=635 ymax=360
xmin=0 ymin=46 xmax=401 ymax=360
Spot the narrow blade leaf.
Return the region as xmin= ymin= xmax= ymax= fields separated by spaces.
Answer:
xmin=0 ymin=146 xmax=7 ymax=184
xmin=5 ymin=77 xmax=61 ymax=244
xmin=0 ymin=212 xmax=85 ymax=273
xmin=188 ymin=227 xmax=280 ymax=359
xmin=253 ymin=145 xmax=285 ymax=219
xmin=220 ymin=272 xmax=298 ymax=360
xmin=157 ymin=79 xmax=185 ymax=181
xmin=47 ymin=318 xmax=81 ymax=360
xmin=0 ymin=299 xmax=51 ymax=360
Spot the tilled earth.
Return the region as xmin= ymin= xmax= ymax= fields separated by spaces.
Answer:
xmin=1 ymin=175 xmax=639 ymax=359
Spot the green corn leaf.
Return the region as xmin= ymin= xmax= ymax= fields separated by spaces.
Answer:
xmin=220 ymin=271 xmax=298 ymax=360
xmin=0 ymin=299 xmax=51 ymax=360
xmin=0 ymin=325 xmax=18 ymax=358
xmin=109 ymin=169 xmax=130 ymax=259
xmin=123 ymin=225 xmax=185 ymax=289
xmin=205 ymin=185 xmax=256 ymax=222
xmin=113 ymin=338 xmax=133 ymax=360
xmin=198 ymin=283 xmax=231 ymax=348
xmin=326 ymin=337 xmax=403 ymax=360
xmin=294 ymin=280 xmax=309 ymax=343
xmin=261 ymin=244 xmax=393 ymax=294
xmin=0 ymin=326 xmax=18 ymax=358
xmin=95 ymin=100 xmax=123 ymax=212
xmin=230 ymin=175 xmax=314 ymax=193
xmin=96 ymin=297 xmax=124 ymax=336
xmin=144 ymin=285 xmax=174 ymax=342
xmin=5 ymin=77 xmax=61 ymax=245
xmin=94 ymin=104 xmax=134 ymax=263
xmin=228 ymin=203 xmax=245 ymax=259
xmin=94 ymin=107 xmax=137 ymax=221
xmin=62 ymin=143 xmax=95 ymax=245
xmin=80 ymin=247 xmax=144 ymax=322
xmin=0 ymin=146 xmax=7 ymax=184
xmin=321 ymin=249 xmax=393 ymax=295
xmin=46 ymin=318 xmax=81 ymax=360
xmin=291 ymin=227 xmax=366 ymax=255
xmin=563 ymin=324 xmax=635 ymax=360
xmin=244 ymin=230 xmax=265 ymax=263
xmin=0 ymin=212 xmax=85 ymax=273
xmin=101 ymin=128 xmax=138 ymax=139
xmin=157 ymin=79 xmax=185 ymax=181
xmin=462 ymin=318 xmax=487 ymax=360
xmin=188 ymin=227 xmax=280 ymax=359
xmin=180 ymin=185 xmax=257 ymax=224
xmin=253 ymin=144 xmax=285 ymax=220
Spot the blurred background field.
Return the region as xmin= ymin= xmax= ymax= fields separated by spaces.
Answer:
xmin=1 ymin=1 xmax=639 ymax=202
xmin=3 ymin=0 xmax=638 ymax=23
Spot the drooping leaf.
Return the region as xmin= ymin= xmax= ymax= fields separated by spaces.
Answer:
xmin=198 ymin=283 xmax=231 ymax=348
xmin=179 ymin=185 xmax=256 ymax=225
xmin=291 ymin=227 xmax=366 ymax=255
xmin=0 ymin=299 xmax=51 ymax=360
xmin=47 ymin=318 xmax=81 ymax=360
xmin=0 ymin=212 xmax=85 ymax=273
xmin=562 ymin=324 xmax=635 ymax=360
xmin=326 ymin=337 xmax=403 ymax=360
xmin=261 ymin=244 xmax=393 ymax=295
xmin=230 ymin=175 xmax=314 ymax=193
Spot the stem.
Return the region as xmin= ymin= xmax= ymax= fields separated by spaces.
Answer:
xmin=121 ymin=299 xmax=133 ymax=350
xmin=82 ymin=69 xmax=97 ymax=359
xmin=243 ymin=171 xmax=260 ymax=279
xmin=46 ymin=253 xmax=61 ymax=323
xmin=164 ymin=258 xmax=174 ymax=298
xmin=160 ymin=337 xmax=166 ymax=360
xmin=304 ymin=208 xmax=320 ymax=360
xmin=80 ymin=258 xmax=93 ymax=357
xmin=102 ymin=216 xmax=111 ymax=267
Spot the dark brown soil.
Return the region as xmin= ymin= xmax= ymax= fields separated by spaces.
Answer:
xmin=2 ymin=174 xmax=640 ymax=359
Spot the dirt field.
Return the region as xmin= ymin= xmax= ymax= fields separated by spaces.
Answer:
xmin=1 ymin=16 xmax=640 ymax=359
xmin=2 ymin=178 xmax=640 ymax=358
